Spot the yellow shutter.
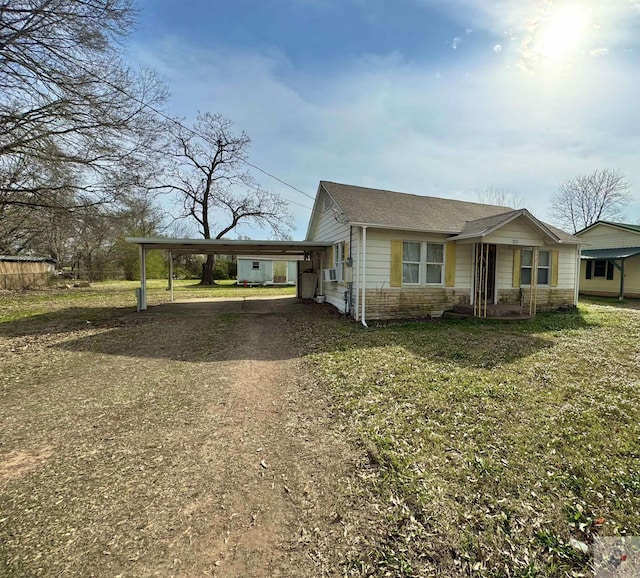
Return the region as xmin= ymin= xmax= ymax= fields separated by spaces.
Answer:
xmin=550 ymin=249 xmax=559 ymax=287
xmin=390 ymin=240 xmax=402 ymax=287
xmin=445 ymin=243 xmax=456 ymax=287
xmin=512 ymin=248 xmax=521 ymax=287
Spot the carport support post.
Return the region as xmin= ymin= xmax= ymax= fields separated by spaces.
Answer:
xmin=168 ymin=250 xmax=174 ymax=302
xmin=619 ymin=259 xmax=625 ymax=301
xmin=139 ymin=244 xmax=147 ymax=311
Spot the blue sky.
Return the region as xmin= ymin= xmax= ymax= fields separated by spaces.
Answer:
xmin=130 ymin=0 xmax=640 ymax=238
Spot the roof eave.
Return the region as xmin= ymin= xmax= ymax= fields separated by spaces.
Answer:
xmin=349 ymin=222 xmax=459 ymax=235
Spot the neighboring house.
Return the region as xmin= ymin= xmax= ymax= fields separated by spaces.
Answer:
xmin=0 ymin=256 xmax=56 ymax=290
xmin=575 ymin=221 xmax=640 ymax=299
xmin=305 ymin=181 xmax=582 ymax=321
xmin=236 ymin=256 xmax=300 ymax=285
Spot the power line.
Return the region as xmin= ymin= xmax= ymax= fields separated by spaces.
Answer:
xmin=70 ymin=56 xmax=318 ymax=206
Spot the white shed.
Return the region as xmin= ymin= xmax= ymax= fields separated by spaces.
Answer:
xmin=237 ymin=256 xmax=300 ymax=286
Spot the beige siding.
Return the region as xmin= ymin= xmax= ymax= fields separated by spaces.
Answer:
xmin=312 ymin=200 xmax=352 ymax=311
xmin=577 ymin=223 xmax=640 ymax=249
xmin=557 ymin=246 xmax=579 ymax=288
xmin=579 ymin=256 xmax=640 ymax=298
xmin=495 ymin=245 xmax=513 ymax=290
xmin=362 ymin=228 xmax=451 ymax=288
xmin=456 ymin=244 xmax=473 ymax=288
xmin=484 ymin=218 xmax=547 ymax=246
xmin=497 ymin=245 xmax=577 ymax=290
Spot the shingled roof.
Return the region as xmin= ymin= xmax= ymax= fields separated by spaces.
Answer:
xmin=319 ymin=181 xmax=513 ymax=233
xmin=315 ymin=181 xmax=580 ymax=243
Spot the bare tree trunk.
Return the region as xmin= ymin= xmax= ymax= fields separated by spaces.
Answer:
xmin=201 ymin=254 xmax=216 ymax=285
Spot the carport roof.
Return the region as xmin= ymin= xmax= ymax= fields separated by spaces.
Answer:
xmin=581 ymin=247 xmax=640 ymax=260
xmin=125 ymin=237 xmax=331 ymax=255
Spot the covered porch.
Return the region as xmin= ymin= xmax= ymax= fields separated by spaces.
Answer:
xmin=447 ymin=208 xmax=574 ymax=318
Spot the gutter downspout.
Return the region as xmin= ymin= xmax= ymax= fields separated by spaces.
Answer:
xmin=361 ymin=226 xmax=368 ymax=327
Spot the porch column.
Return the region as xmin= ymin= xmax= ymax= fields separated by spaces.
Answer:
xmin=619 ymin=259 xmax=625 ymax=301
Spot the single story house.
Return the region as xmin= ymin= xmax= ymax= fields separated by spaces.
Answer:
xmin=305 ymin=181 xmax=582 ymax=322
xmin=575 ymin=221 xmax=640 ymax=300
xmin=237 ymin=256 xmax=301 ymax=285
xmin=0 ymin=255 xmax=56 ymax=290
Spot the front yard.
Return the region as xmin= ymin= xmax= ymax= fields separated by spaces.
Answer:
xmin=1 ymin=283 xmax=639 ymax=576
xmin=307 ymin=300 xmax=640 ymax=576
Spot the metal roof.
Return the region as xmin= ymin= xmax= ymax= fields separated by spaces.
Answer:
xmin=125 ymin=238 xmax=331 ymax=255
xmin=581 ymin=247 xmax=640 ymax=260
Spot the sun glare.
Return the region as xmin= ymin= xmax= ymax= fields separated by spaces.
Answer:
xmin=534 ymin=4 xmax=592 ymax=64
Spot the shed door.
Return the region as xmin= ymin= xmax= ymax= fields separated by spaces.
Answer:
xmin=273 ymin=261 xmax=287 ymax=284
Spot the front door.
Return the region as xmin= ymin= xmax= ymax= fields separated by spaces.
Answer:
xmin=475 ymin=244 xmax=497 ymax=305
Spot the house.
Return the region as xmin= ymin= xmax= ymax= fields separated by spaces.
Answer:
xmin=236 ymin=256 xmax=301 ymax=286
xmin=574 ymin=221 xmax=640 ymax=300
xmin=0 ymin=255 xmax=56 ymax=290
xmin=305 ymin=182 xmax=582 ymax=322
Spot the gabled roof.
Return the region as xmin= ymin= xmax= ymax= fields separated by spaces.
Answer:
xmin=311 ymin=181 xmax=514 ymax=235
xmin=575 ymin=221 xmax=640 ymax=236
xmin=306 ymin=181 xmax=580 ymax=243
xmin=449 ymin=209 xmax=578 ymax=243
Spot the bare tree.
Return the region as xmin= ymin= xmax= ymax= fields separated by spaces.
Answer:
xmin=0 ymin=0 xmax=167 ymax=215
xmin=549 ymin=169 xmax=632 ymax=233
xmin=476 ymin=186 xmax=525 ymax=209
xmin=163 ymin=112 xmax=293 ymax=285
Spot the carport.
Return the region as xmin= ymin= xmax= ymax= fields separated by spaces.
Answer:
xmin=125 ymin=237 xmax=331 ymax=311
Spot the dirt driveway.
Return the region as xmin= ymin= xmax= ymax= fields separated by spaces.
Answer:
xmin=0 ymin=296 xmax=367 ymax=577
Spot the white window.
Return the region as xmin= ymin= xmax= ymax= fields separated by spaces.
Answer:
xmin=252 ymin=261 xmax=260 ymax=270
xmin=521 ymin=249 xmax=550 ymax=285
xmin=402 ymin=242 xmax=444 ymax=285
xmin=426 ymin=243 xmax=444 ymax=284
xmin=402 ymin=242 xmax=421 ymax=284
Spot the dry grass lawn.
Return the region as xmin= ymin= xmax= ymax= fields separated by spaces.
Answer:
xmin=2 ymin=284 xmax=640 ymax=577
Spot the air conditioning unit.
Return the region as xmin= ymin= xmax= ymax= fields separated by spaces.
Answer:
xmin=323 ymin=268 xmax=337 ymax=282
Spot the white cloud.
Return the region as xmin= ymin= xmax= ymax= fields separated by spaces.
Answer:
xmin=418 ymin=0 xmax=640 ymax=71
xmin=493 ymin=44 xmax=503 ymax=53
xmin=452 ymin=37 xmax=462 ymax=49
xmin=132 ymin=36 xmax=640 ymax=235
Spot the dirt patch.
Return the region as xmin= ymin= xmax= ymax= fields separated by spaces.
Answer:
xmin=0 ymin=448 xmax=54 ymax=483
xmin=0 ymin=298 xmax=371 ymax=577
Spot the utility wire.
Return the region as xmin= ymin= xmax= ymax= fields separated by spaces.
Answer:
xmin=70 ymin=56 xmax=318 ymax=206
